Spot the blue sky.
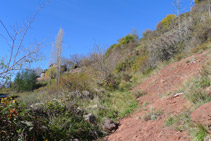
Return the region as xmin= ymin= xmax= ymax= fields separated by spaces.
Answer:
xmin=0 ymin=0 xmax=191 ymax=69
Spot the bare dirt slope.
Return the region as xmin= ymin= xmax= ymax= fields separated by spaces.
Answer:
xmin=106 ymin=50 xmax=210 ymax=141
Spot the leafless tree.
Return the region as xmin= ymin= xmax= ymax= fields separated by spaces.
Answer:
xmin=55 ymin=28 xmax=63 ymax=86
xmin=0 ymin=2 xmax=49 ymax=85
xmin=174 ymin=0 xmax=182 ymax=34
xmin=70 ymin=54 xmax=84 ymax=68
xmin=90 ymin=43 xmax=119 ymax=80
xmin=209 ymin=0 xmax=211 ymax=17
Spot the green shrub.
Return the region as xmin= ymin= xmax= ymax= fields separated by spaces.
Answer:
xmin=0 ymin=99 xmax=101 ymax=141
xmin=193 ymin=124 xmax=209 ymax=141
xmin=103 ymin=91 xmax=138 ymax=119
xmin=165 ymin=117 xmax=177 ymax=126
xmin=156 ymin=14 xmax=176 ymax=32
xmin=161 ymin=14 xmax=177 ymax=29
xmin=118 ymin=34 xmax=137 ymax=46
xmin=192 ymin=42 xmax=211 ymax=53
xmin=13 ymin=70 xmax=37 ymax=92
xmin=168 ymin=111 xmax=194 ymax=132
xmin=105 ymin=44 xmax=119 ymax=57
xmin=59 ymin=72 xmax=92 ymax=92
xmin=119 ymin=80 xmax=131 ymax=91
xmin=45 ymin=66 xmax=57 ymax=79
xmin=193 ymin=19 xmax=211 ymax=44
xmin=103 ymin=74 xmax=120 ymax=90
xmin=185 ymin=88 xmax=211 ymax=107
xmin=185 ymin=59 xmax=211 ymax=107
xmin=132 ymin=55 xmax=148 ymax=72
xmin=115 ymin=58 xmax=133 ymax=73
xmin=195 ymin=0 xmax=203 ymax=4
xmin=132 ymin=90 xmax=146 ymax=98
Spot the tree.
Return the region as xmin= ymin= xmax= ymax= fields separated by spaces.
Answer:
xmin=174 ymin=0 xmax=181 ymax=34
xmin=0 ymin=2 xmax=48 ymax=86
xmin=209 ymin=0 xmax=211 ymax=17
xmin=13 ymin=70 xmax=37 ymax=92
xmin=55 ymin=28 xmax=63 ymax=86
xmin=69 ymin=54 xmax=83 ymax=69
xmin=195 ymin=0 xmax=203 ymax=4
xmin=49 ymin=28 xmax=63 ymax=86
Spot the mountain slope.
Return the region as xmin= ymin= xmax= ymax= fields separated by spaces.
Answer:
xmin=106 ymin=49 xmax=211 ymax=141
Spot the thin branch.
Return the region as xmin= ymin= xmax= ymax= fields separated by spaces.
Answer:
xmin=13 ymin=6 xmax=43 ymax=65
xmin=7 ymin=32 xmax=17 ymax=69
xmin=0 ymin=20 xmax=13 ymax=40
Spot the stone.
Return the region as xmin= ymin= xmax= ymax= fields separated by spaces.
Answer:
xmin=84 ymin=113 xmax=96 ymax=124
xmin=81 ymin=91 xmax=94 ymax=100
xmin=103 ymin=118 xmax=118 ymax=133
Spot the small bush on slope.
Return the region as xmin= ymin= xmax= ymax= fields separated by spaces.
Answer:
xmin=184 ymin=56 xmax=211 ymax=108
xmin=193 ymin=124 xmax=209 ymax=141
xmin=142 ymin=108 xmax=163 ymax=121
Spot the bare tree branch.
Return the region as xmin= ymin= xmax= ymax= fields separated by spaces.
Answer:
xmin=0 ymin=1 xmax=50 ymax=84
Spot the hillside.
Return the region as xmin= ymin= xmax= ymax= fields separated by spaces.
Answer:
xmin=0 ymin=0 xmax=211 ymax=140
xmin=106 ymin=49 xmax=211 ymax=141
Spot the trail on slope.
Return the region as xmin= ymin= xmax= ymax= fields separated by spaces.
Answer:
xmin=106 ymin=50 xmax=210 ymax=141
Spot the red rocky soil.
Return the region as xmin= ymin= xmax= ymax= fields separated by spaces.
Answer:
xmin=106 ymin=50 xmax=211 ymax=141
xmin=191 ymin=102 xmax=211 ymax=133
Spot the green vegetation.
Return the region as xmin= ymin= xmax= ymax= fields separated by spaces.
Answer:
xmin=142 ymin=108 xmax=163 ymax=121
xmin=184 ymin=57 xmax=211 ymax=107
xmin=132 ymin=90 xmax=146 ymax=99
xmin=164 ymin=111 xmax=194 ymax=132
xmin=165 ymin=111 xmax=209 ymax=141
xmin=195 ymin=0 xmax=203 ymax=4
xmin=165 ymin=117 xmax=177 ymax=127
xmin=193 ymin=124 xmax=209 ymax=141
xmin=1 ymin=0 xmax=211 ymax=140
xmin=118 ymin=34 xmax=138 ymax=46
xmin=159 ymin=14 xmax=177 ymax=30
xmin=13 ymin=70 xmax=37 ymax=92
xmin=0 ymin=98 xmax=100 ymax=141
xmin=45 ymin=66 xmax=57 ymax=79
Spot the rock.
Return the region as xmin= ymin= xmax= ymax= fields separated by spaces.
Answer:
xmin=30 ymin=103 xmax=44 ymax=110
xmin=71 ymin=90 xmax=94 ymax=100
xmin=103 ymin=118 xmax=118 ymax=133
xmin=204 ymin=136 xmax=211 ymax=141
xmin=84 ymin=113 xmax=96 ymax=124
xmin=191 ymin=102 xmax=211 ymax=131
xmin=75 ymin=107 xmax=85 ymax=116
xmin=206 ymin=86 xmax=211 ymax=95
xmin=81 ymin=91 xmax=94 ymax=100
xmin=87 ymin=104 xmax=102 ymax=110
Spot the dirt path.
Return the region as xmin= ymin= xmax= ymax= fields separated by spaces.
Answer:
xmin=106 ymin=50 xmax=210 ymax=141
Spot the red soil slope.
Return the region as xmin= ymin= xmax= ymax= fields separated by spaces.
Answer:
xmin=106 ymin=50 xmax=210 ymax=141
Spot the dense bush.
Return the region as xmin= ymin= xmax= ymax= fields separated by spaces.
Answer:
xmin=157 ymin=14 xmax=177 ymax=31
xmin=59 ymin=72 xmax=92 ymax=92
xmin=193 ymin=19 xmax=211 ymax=45
xmin=195 ymin=0 xmax=204 ymax=4
xmin=118 ymin=34 xmax=138 ymax=46
xmin=0 ymin=98 xmax=101 ymax=141
xmin=105 ymin=44 xmax=119 ymax=57
xmin=115 ymin=58 xmax=134 ymax=73
xmin=132 ymin=54 xmax=148 ymax=72
xmin=45 ymin=66 xmax=57 ymax=79
xmin=103 ymin=74 xmax=120 ymax=90
xmin=13 ymin=70 xmax=37 ymax=92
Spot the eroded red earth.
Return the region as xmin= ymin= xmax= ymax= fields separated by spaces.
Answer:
xmin=106 ymin=50 xmax=211 ymax=141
